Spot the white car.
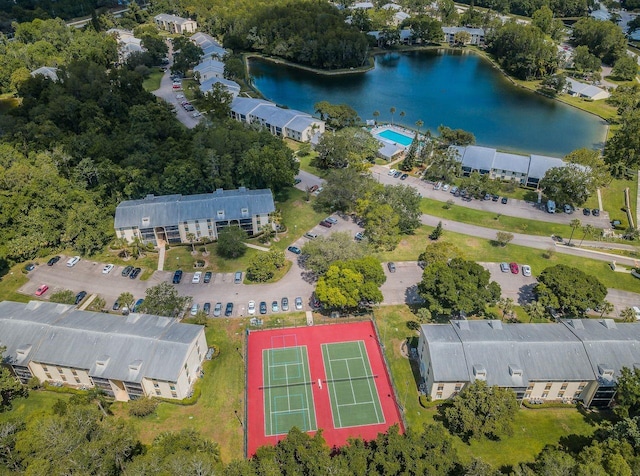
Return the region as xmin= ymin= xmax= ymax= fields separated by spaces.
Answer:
xmin=388 ymin=169 xmax=397 ymax=176
xmin=192 ymin=111 xmax=201 ymax=118
xmin=522 ymin=265 xmax=532 ymax=277
xmin=190 ymin=303 xmax=199 ymax=316
xmin=102 ymin=264 xmax=114 ymax=274
xmin=295 ymin=297 xmax=303 ymax=310
xmin=248 ymin=300 xmax=256 ymax=315
xmin=176 ymin=94 xmax=184 ymax=99
xmin=192 ymin=272 xmax=202 ymax=284
xmin=442 ymin=184 xmax=450 ymax=192
xmin=66 ymin=256 xmax=80 ymax=267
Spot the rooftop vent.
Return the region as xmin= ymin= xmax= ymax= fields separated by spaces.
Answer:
xmin=95 ymin=355 xmax=111 ymax=367
xmin=145 ymin=194 xmax=154 ymax=199
xmin=597 ymin=364 xmax=614 ymax=377
xmin=454 ymin=320 xmax=470 ymax=331
xmin=238 ymin=186 xmax=246 ymax=192
xmin=141 ymin=216 xmax=150 ymax=226
xmin=600 ymin=319 xmax=617 ymax=329
xmin=215 ymin=188 xmax=224 ymax=195
xmin=16 ymin=345 xmax=32 ymax=356
xmin=128 ymin=360 xmax=143 ymax=372
xmin=509 ymin=364 xmax=522 ymax=377
xmin=473 ymin=365 xmax=487 ymax=381
xmin=489 ymin=320 xmax=503 ymax=330
xmin=566 ymin=319 xmax=584 ymax=330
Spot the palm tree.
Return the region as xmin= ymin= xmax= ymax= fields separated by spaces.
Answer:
xmin=373 ymin=110 xmax=380 ymax=124
xmin=390 ymin=107 xmax=396 ymax=125
xmin=579 ymin=224 xmax=595 ymax=247
xmin=599 ymin=300 xmax=614 ymax=318
xmin=399 ymin=111 xmax=406 ymax=124
xmin=621 ymin=307 xmax=636 ymax=323
xmin=415 ymin=119 xmax=423 ymax=134
xmin=186 ymin=232 xmax=196 ymax=253
xmin=567 ymin=219 xmax=581 ymax=245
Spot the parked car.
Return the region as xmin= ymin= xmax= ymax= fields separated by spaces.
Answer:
xmin=172 ymin=270 xmax=183 ymax=284
xmin=248 ymin=300 xmax=256 ymax=315
xmin=75 ymin=291 xmax=87 ymax=305
xmin=442 ymin=184 xmax=450 ymax=191
xmin=583 ymin=208 xmax=591 ymax=216
xmin=310 ymin=293 xmax=321 ymax=309
xmin=204 ymin=271 xmax=212 ymax=283
xmin=203 ymin=302 xmax=211 ymax=315
xmin=176 ymin=94 xmax=184 ymax=99
xmin=102 ymin=264 xmax=114 ymax=274
xmin=47 ymin=256 xmax=61 ymax=266
xmin=192 ymin=271 xmax=202 ymax=284
xmin=450 ymin=186 xmax=459 ymax=194
xmin=592 ymin=208 xmax=600 ymax=217
xmin=190 ymin=303 xmax=199 ymax=316
xmin=304 ymin=232 xmax=318 ymax=239
xmin=112 ymin=300 xmax=120 ymax=311
xmin=122 ymin=265 xmax=133 ymax=277
xmin=400 ymin=173 xmax=408 ymax=180
xmin=129 ymin=267 xmax=141 ymax=279
xmin=133 ymin=299 xmax=144 ymax=312
xmin=547 ymin=200 xmax=556 ymax=213
xmin=295 ymin=297 xmax=303 ymax=310
xmin=213 ymin=302 xmax=222 ymax=317
xmin=388 ymin=169 xmax=397 ymax=176
xmin=387 ymin=262 xmax=396 ymax=273
xmin=324 ymin=216 xmax=338 ymax=224
xmin=234 ymin=271 xmax=243 ymax=284
xmin=501 ymin=197 xmax=508 ymax=204
xmin=319 ymin=220 xmax=332 ymax=228
xmin=564 ymin=204 xmax=574 ymax=214
xmin=522 ymin=265 xmax=532 ymax=277
xmin=355 ymin=232 xmax=365 ymax=241
xmin=393 ymin=171 xmax=402 ymax=178
xmin=259 ymin=301 xmax=267 ymax=315
xmin=434 ymin=182 xmax=442 ymax=190
xmin=509 ymin=262 xmax=519 ymax=274
xmin=308 ymin=185 xmax=319 ymax=193
xmin=500 ymin=262 xmax=510 ymax=273
xmin=66 ymin=256 xmax=80 ymax=267
xmin=24 ymin=263 xmax=35 ymax=272
xmin=272 ymin=301 xmax=279 ymax=312
xmin=287 ymin=246 xmax=301 ymax=254
xmin=35 ymin=284 xmax=49 ymax=296
xmin=192 ymin=111 xmax=201 ymax=117
xmin=225 ymin=302 xmax=234 ymax=316
xmin=282 ymin=297 xmax=289 ymax=311
xmin=484 ymin=193 xmax=492 ymax=201
xmin=492 ymin=194 xmax=499 ymax=202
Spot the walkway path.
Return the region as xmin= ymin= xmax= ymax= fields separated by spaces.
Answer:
xmin=157 ymin=243 xmax=166 ymax=271
xmin=245 ymin=242 xmax=270 ymax=252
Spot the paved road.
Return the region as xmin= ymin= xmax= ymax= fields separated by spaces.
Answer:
xmin=371 ymin=164 xmax=611 ymax=228
xmin=152 ymin=42 xmax=202 ymax=129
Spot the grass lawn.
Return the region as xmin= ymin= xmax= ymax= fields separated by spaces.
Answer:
xmin=166 ymin=244 xmax=263 ymax=274
xmin=373 ymin=305 xmax=599 ymax=470
xmin=296 ymin=153 xmax=326 ymax=177
xmin=142 ymin=68 xmax=164 ymax=92
xmin=598 ymin=177 xmax=638 ymax=227
xmin=420 ymin=197 xmax=574 ymax=238
xmin=271 ymin=188 xmax=327 ymax=250
xmin=0 ymin=268 xmax=31 ymax=303
xmin=0 ymin=391 xmax=71 ymax=425
xmin=378 ymin=225 xmax=640 ymax=292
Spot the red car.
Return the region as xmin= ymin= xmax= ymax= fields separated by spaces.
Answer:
xmin=509 ymin=262 xmax=519 ymax=274
xmin=319 ymin=220 xmax=332 ymax=228
xmin=35 ymin=284 xmax=49 ymax=296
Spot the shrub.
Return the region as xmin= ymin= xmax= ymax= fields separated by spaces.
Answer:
xmin=128 ymin=397 xmax=158 ymax=417
xmin=49 ymin=290 xmax=76 ymax=304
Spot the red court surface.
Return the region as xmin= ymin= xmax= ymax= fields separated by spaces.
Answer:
xmin=246 ymin=321 xmax=404 ymax=456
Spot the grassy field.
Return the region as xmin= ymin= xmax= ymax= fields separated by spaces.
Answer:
xmin=142 ymin=68 xmax=164 ymax=92
xmin=378 ymin=225 xmax=640 ymax=292
xmin=373 ymin=305 xmax=599 ymax=470
xmin=0 ymin=390 xmax=71 ymax=425
xmin=598 ymin=177 xmax=638 ymax=227
xmin=271 ymin=188 xmax=327 ymax=251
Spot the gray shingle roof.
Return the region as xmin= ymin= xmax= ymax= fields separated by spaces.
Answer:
xmin=493 ymin=151 xmax=530 ymax=174
xmin=194 ymin=58 xmax=225 ymax=75
xmin=421 ymin=324 xmax=469 ymax=382
xmin=458 ymin=145 xmax=496 ymax=171
xmin=154 ymin=13 xmax=194 ymax=26
xmin=231 ymin=98 xmax=319 ymax=131
xmin=114 ymin=188 xmax=275 ymax=229
xmin=0 ymin=301 xmax=204 ymax=383
xmin=442 ymin=26 xmax=485 ymax=36
xmin=528 ymin=154 xmax=565 ymax=180
xmin=231 ymin=97 xmax=273 ymax=116
xmin=199 ymin=77 xmax=240 ymax=96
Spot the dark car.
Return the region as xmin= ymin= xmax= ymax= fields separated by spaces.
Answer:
xmin=393 ymin=171 xmax=402 ymax=178
xmin=287 ymin=246 xmax=301 ymax=254
xmin=24 ymin=263 xmax=35 ymax=272
xmin=501 ymin=197 xmax=508 ymax=204
xmin=281 ymin=297 xmax=289 ymax=311
xmin=203 ymin=271 xmax=212 ymax=283
xmin=133 ymin=298 xmax=144 ymax=312
xmin=224 ymin=302 xmax=234 ymax=317
xmin=462 ymin=196 xmax=472 ymax=202
xmin=112 ymin=300 xmax=120 ymax=311
xmin=400 ymin=173 xmax=408 ymax=180
xmin=121 ymin=265 xmax=134 ymax=277
xmin=47 ymin=256 xmax=61 ymax=266
xmin=203 ymin=302 xmax=211 ymax=315
xmin=129 ymin=267 xmax=141 ymax=279
xmin=454 ymin=189 xmax=461 ymax=197
xmin=484 ymin=193 xmax=491 ymax=201
xmin=319 ymin=220 xmax=332 ymax=228
xmin=310 ymin=293 xmax=321 ymax=310
xmin=172 ymin=270 xmax=183 ymax=284
xmin=259 ymin=301 xmax=267 ymax=315
xmin=583 ymin=208 xmax=591 ymax=216
xmin=75 ymin=291 xmax=87 ymax=305
xmin=492 ymin=195 xmax=499 ymax=202
xmin=387 ymin=262 xmax=397 ymax=273
xmin=592 ymin=208 xmax=600 ymax=217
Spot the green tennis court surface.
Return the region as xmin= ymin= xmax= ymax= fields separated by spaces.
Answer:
xmin=322 ymin=341 xmax=385 ymax=428
xmin=262 ymin=345 xmax=317 ymax=436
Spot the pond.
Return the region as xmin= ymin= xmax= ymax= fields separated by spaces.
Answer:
xmin=248 ymin=50 xmax=608 ymax=156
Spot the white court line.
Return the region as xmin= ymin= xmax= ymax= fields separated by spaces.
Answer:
xmin=358 ymin=341 xmax=383 ymax=423
xmin=322 ymin=343 xmax=342 ymax=429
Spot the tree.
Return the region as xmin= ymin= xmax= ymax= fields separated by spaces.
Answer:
xmin=199 ymin=82 xmax=233 ymax=119
xmin=315 ymin=258 xmax=385 ymax=310
xmin=565 ymin=148 xmax=610 ymax=189
xmin=216 ymin=226 xmax=247 ymax=259
xmin=573 ymin=45 xmax=601 ymax=74
xmin=612 ymin=56 xmax=638 ymax=81
xmin=579 ymin=224 xmax=596 ymax=246
xmin=140 ymin=282 xmax=190 ymax=318
xmin=540 ymin=74 xmax=568 ymax=96
xmin=400 ymin=132 xmax=419 ymax=171
xmin=532 ymin=6 xmax=563 ymax=40
xmin=418 ymin=258 xmax=501 ymax=317
xmin=359 ymin=202 xmax=401 ymax=251
xmin=49 ymin=290 xmax=76 ymax=304
xmin=418 ymin=241 xmax=463 ymax=266
xmin=313 ymin=101 xmax=359 ymax=129
xmin=246 ymin=250 xmax=285 ymax=283
xmin=389 ymin=106 xmax=396 ymax=125
xmin=453 ymin=30 xmax=471 ymax=46
xmin=614 ymin=367 xmax=640 ymax=418
xmin=314 ymin=169 xmax=378 ymax=213
xmin=620 ymin=307 xmax=637 ymax=323
xmin=497 ymin=297 xmax=515 ymax=320
xmin=405 ymin=15 xmax=443 ymax=44
xmin=524 ymin=300 xmax=547 ymax=322
xmin=186 ymin=232 xmax=197 ymax=253
xmin=568 ymin=218 xmax=581 ymax=245
xmin=572 ymin=17 xmax=627 ymax=64
xmin=302 ymin=232 xmax=368 ymax=275
xmin=429 ymin=221 xmax=444 ymax=241
xmin=117 ymin=292 xmax=135 ymax=309
xmin=442 ymin=380 xmax=518 ymax=441
xmin=604 ymin=109 xmax=640 ymax=172
xmin=495 ymin=231 xmax=514 ymax=247
xmin=534 ymin=265 xmax=607 ymax=317
xmin=599 ymin=300 xmax=614 ymax=318
xmin=0 ymin=347 xmax=27 ymax=413
xmin=437 ymin=125 xmax=475 ymax=146
xmin=315 ymin=128 xmax=380 ymax=170
xmin=424 ymin=148 xmax=462 ymax=183
xmin=171 ymin=37 xmax=203 ymax=74
xmin=378 ymin=184 xmax=422 ymax=235
xmin=539 ymin=164 xmax=595 ymax=207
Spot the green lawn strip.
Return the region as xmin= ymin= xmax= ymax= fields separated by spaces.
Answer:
xmin=598 ymin=177 xmax=638 ymax=227
xmin=142 ymin=68 xmax=164 ymax=92
xmin=166 ymin=243 xmax=262 ymax=274
xmin=112 ymin=318 xmax=246 ymax=463
xmin=272 ymin=189 xmax=327 ymax=250
xmin=0 ymin=269 xmax=31 ymax=303
xmin=420 ymin=197 xmax=573 ymax=237
xmin=373 ymin=305 xmax=597 ymax=469
xmin=296 ymin=153 xmax=326 ymax=177
xmin=88 ymin=248 xmax=159 ymax=274
xmin=378 ymin=225 xmax=640 ymax=292
xmin=0 ymin=391 xmax=70 ymax=425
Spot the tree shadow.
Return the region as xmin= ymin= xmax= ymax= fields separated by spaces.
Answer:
xmin=300 ymin=270 xmax=317 ymax=284
xmin=517 ymin=283 xmax=536 ymax=306
xmin=404 ymin=284 xmax=424 ymax=305
xmin=557 ymin=433 xmax=594 ymax=454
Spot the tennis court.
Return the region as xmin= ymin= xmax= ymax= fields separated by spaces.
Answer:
xmin=322 ymin=341 xmax=385 ymax=428
xmin=262 ymin=342 xmax=317 ymax=436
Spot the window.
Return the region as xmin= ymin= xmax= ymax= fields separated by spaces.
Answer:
xmin=574 ymin=391 xmax=582 ymax=398
xmin=171 ymin=391 xmax=177 ymax=398
xmin=42 ymin=365 xmax=48 ymax=372
xmin=527 ymin=384 xmax=534 ymax=390
xmin=545 ymin=383 xmax=552 ymax=390
xmin=170 ymin=385 xmax=176 ymax=391
xmin=525 ymin=392 xmax=531 ymax=398
xmin=75 ymin=377 xmax=81 ymax=384
xmin=436 ymin=392 xmax=442 ymax=399
xmin=437 ymin=384 xmax=444 ymax=391
xmin=455 ymin=384 xmax=462 ymax=392
xmin=56 ymin=367 xmax=63 ymax=373
xmin=558 ymin=391 xmax=565 ymax=397
xmin=561 ymin=383 xmax=568 ymax=390
xmin=156 ymin=390 xmax=162 ymax=396
xmin=578 ymin=383 xmax=585 ymax=390
xmin=45 ymin=373 xmax=52 ymax=379
xmin=71 ymin=369 xmax=77 ymax=376
xmin=154 ymin=382 xmax=159 ymax=388
xmin=61 ymin=375 xmax=67 ymax=382
xmin=542 ymin=392 xmax=548 ymax=398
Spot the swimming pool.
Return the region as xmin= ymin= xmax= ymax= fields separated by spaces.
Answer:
xmin=376 ymin=129 xmax=414 ymax=147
